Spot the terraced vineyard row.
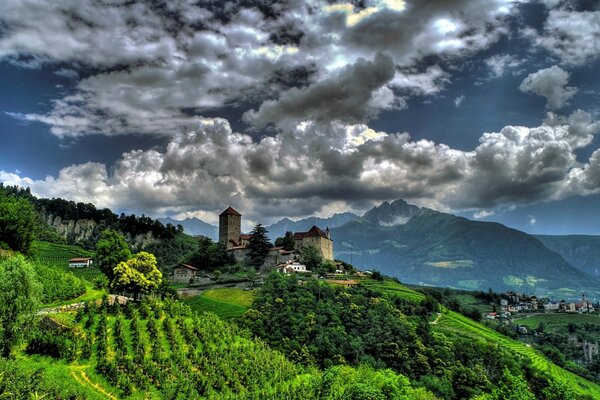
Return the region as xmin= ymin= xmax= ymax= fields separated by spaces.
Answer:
xmin=436 ymin=309 xmax=600 ymax=398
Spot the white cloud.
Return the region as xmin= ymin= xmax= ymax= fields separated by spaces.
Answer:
xmin=473 ymin=210 xmax=495 ymax=219
xmin=526 ymin=9 xmax=600 ymax=66
xmin=3 ymin=110 xmax=600 ymax=222
xmin=484 ymin=54 xmax=524 ymax=78
xmin=454 ymin=95 xmax=465 ymax=107
xmin=519 ymin=66 xmax=577 ymax=110
xmin=0 ymin=0 xmax=524 ymax=137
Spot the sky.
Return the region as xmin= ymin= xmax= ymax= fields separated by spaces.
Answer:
xmin=1 ymin=0 xmax=600 ymax=234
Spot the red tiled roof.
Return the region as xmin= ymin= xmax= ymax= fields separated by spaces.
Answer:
xmin=69 ymin=258 xmax=92 ymax=262
xmin=239 ymin=234 xmax=251 ymax=240
xmin=293 ymin=225 xmax=329 ymax=239
xmin=219 ymin=206 xmax=241 ymax=216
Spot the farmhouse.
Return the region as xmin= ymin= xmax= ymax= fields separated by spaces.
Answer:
xmin=68 ymin=257 xmax=93 ymax=268
xmin=172 ymin=263 xmax=199 ymax=283
xmin=219 ymin=206 xmax=334 ymax=266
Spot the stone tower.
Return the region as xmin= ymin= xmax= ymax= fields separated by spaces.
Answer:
xmin=219 ymin=206 xmax=241 ymax=248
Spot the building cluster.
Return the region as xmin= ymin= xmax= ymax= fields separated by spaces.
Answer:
xmin=218 ymin=206 xmax=334 ymax=269
xmin=497 ymin=292 xmax=596 ymax=315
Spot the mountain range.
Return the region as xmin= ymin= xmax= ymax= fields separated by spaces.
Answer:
xmin=159 ymin=212 xmax=360 ymax=242
xmin=164 ymin=199 xmax=600 ymax=296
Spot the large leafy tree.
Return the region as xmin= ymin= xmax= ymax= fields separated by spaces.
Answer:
xmin=247 ymin=224 xmax=271 ymax=268
xmin=95 ymin=229 xmax=131 ymax=281
xmin=300 ymin=244 xmax=323 ymax=272
xmin=186 ymin=237 xmax=233 ymax=270
xmin=0 ymin=255 xmax=39 ymax=357
xmin=112 ymin=251 xmax=162 ymax=300
xmin=274 ymin=231 xmax=295 ymax=251
xmin=0 ymin=190 xmax=38 ymax=254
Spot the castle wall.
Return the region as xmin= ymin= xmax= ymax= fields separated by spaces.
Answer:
xmin=295 ymin=236 xmax=334 ymax=260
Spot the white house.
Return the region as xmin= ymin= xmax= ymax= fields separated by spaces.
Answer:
xmin=68 ymin=257 xmax=93 ymax=268
xmin=278 ymin=261 xmax=308 ymax=274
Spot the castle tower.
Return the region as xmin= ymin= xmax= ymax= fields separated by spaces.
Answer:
xmin=219 ymin=207 xmax=241 ymax=248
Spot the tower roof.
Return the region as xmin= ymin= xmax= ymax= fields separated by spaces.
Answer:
xmin=219 ymin=206 xmax=241 ymax=217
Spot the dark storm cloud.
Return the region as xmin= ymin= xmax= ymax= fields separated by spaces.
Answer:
xmin=244 ymin=52 xmax=396 ymax=126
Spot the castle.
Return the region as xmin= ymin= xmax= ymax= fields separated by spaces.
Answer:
xmin=218 ymin=206 xmax=334 ymax=266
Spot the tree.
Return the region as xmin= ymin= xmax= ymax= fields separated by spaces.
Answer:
xmin=95 ymin=229 xmax=131 ymax=281
xmin=247 ymin=224 xmax=271 ymax=268
xmin=186 ymin=237 xmax=233 ymax=271
xmin=0 ymin=255 xmax=39 ymax=357
xmin=0 ymin=190 xmax=38 ymax=254
xmin=274 ymin=231 xmax=295 ymax=251
xmin=300 ymin=245 xmax=323 ymax=272
xmin=112 ymin=252 xmax=162 ymax=300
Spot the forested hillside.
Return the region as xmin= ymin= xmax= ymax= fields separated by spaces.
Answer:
xmin=0 ymin=184 xmax=198 ymax=268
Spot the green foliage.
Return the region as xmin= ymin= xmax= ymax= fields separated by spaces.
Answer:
xmin=92 ymin=274 xmax=109 ymax=290
xmin=247 ymin=224 xmax=272 ymax=267
xmin=242 ymin=274 xmax=429 ymax=376
xmin=95 ymin=229 xmax=131 ymax=281
xmin=185 ymin=236 xmax=233 ymax=270
xmin=0 ymin=254 xmax=39 ymax=357
xmin=31 ymin=262 xmax=86 ymax=304
xmin=0 ymin=189 xmax=38 ymax=254
xmin=112 ymin=251 xmax=162 ymax=298
xmin=274 ymin=231 xmax=296 ymax=251
xmin=0 ymin=358 xmax=85 ymax=399
xmin=145 ymin=232 xmax=199 ymax=268
xmin=541 ymin=378 xmax=579 ymax=400
xmin=300 ymin=244 xmax=323 ymax=272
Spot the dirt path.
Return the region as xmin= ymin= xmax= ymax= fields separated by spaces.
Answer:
xmin=37 ymin=295 xmax=132 ymax=315
xmin=430 ymin=312 xmax=442 ymax=325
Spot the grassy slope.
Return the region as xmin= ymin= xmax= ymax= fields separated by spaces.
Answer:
xmin=363 ymin=278 xmax=600 ymax=398
xmin=14 ymin=355 xmax=119 ymax=400
xmin=184 ymin=288 xmax=255 ymax=319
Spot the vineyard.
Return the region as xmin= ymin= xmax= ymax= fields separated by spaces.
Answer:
xmin=25 ymin=297 xmax=433 ymax=399
xmin=437 ymin=309 xmax=600 ymax=397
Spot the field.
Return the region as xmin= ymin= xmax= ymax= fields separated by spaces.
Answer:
xmin=184 ymin=288 xmax=255 ymax=319
xmin=32 ymin=240 xmax=101 ymax=282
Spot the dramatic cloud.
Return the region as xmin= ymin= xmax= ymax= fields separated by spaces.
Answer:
xmin=244 ymin=52 xmax=397 ymax=127
xmin=3 ymin=111 xmax=600 ymax=222
xmin=526 ymin=9 xmax=600 ymax=66
xmin=519 ymin=66 xmax=578 ymax=110
xmin=0 ymin=0 xmax=523 ymax=137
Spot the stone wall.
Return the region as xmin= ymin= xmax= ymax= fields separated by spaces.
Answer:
xmin=219 ymin=214 xmax=241 ymax=247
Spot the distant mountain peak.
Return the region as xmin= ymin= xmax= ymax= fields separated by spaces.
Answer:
xmin=362 ymin=199 xmax=421 ymax=226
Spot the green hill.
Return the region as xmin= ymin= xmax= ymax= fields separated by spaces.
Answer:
xmin=242 ymin=274 xmax=600 ymax=399
xmin=332 ymin=200 xmax=598 ymax=295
